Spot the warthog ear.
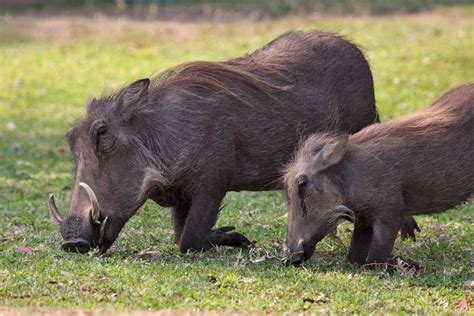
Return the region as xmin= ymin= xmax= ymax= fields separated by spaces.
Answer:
xmin=114 ymin=78 xmax=150 ymax=120
xmin=313 ymin=135 xmax=348 ymax=170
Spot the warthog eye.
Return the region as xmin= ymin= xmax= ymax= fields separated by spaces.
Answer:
xmin=90 ymin=119 xmax=111 ymax=152
xmin=296 ymin=175 xmax=308 ymax=192
xmin=97 ymin=125 xmax=108 ymax=137
xmin=296 ymin=175 xmax=308 ymax=217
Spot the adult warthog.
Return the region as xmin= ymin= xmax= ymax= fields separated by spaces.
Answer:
xmin=49 ymin=30 xmax=418 ymax=254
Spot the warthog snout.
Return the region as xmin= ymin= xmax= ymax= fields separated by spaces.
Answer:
xmin=285 ymin=237 xmax=321 ymax=267
xmin=49 ymin=182 xmax=109 ymax=253
xmin=285 ymin=238 xmax=305 ymax=267
xmin=288 ymin=252 xmax=305 ymax=266
xmin=62 ymin=238 xmax=91 ymax=253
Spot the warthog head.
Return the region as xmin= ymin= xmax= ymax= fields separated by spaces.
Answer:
xmin=284 ymin=134 xmax=354 ymax=266
xmin=49 ymin=78 xmax=166 ymax=253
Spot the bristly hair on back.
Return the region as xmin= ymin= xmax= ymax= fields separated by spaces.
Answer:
xmin=150 ymin=60 xmax=294 ymax=107
xmin=86 ymin=30 xmax=372 ymax=116
xmin=84 ymin=59 xmax=295 ymax=117
xmin=353 ymin=83 xmax=474 ymax=145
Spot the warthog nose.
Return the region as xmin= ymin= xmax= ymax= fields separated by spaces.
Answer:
xmin=289 ymin=255 xmax=304 ymax=266
xmin=62 ymin=238 xmax=91 ymax=253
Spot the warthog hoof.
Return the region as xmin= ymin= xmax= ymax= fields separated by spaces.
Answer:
xmin=210 ymin=226 xmax=250 ymax=248
xmin=400 ymin=217 xmax=421 ymax=241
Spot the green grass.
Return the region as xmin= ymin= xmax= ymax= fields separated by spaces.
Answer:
xmin=0 ymin=11 xmax=473 ymax=314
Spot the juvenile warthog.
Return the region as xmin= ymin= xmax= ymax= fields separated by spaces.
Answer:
xmin=284 ymin=84 xmax=474 ymax=266
xmin=49 ymin=30 xmax=416 ymax=254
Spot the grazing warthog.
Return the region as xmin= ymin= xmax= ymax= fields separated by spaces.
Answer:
xmin=48 ymin=30 xmax=416 ymax=254
xmin=284 ymin=84 xmax=474 ymax=267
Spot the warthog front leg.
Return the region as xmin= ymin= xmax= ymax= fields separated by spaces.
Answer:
xmin=365 ymin=217 xmax=401 ymax=265
xmin=172 ymin=201 xmax=190 ymax=244
xmin=347 ymin=223 xmax=373 ymax=265
xmin=178 ymin=190 xmax=249 ymax=253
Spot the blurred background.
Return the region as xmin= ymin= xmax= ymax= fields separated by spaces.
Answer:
xmin=1 ymin=0 xmax=473 ymax=16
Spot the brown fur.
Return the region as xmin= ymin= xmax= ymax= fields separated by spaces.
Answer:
xmin=284 ymin=83 xmax=474 ymax=266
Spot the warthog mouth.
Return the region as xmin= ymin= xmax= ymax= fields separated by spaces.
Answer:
xmin=62 ymin=238 xmax=91 ymax=253
xmin=284 ymin=235 xmax=324 ymax=267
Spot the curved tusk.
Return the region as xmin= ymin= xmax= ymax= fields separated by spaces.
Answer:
xmin=79 ymin=182 xmax=100 ymax=221
xmin=99 ymin=216 xmax=109 ymax=244
xmin=297 ymin=238 xmax=304 ymax=249
xmin=49 ymin=194 xmax=64 ymax=225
